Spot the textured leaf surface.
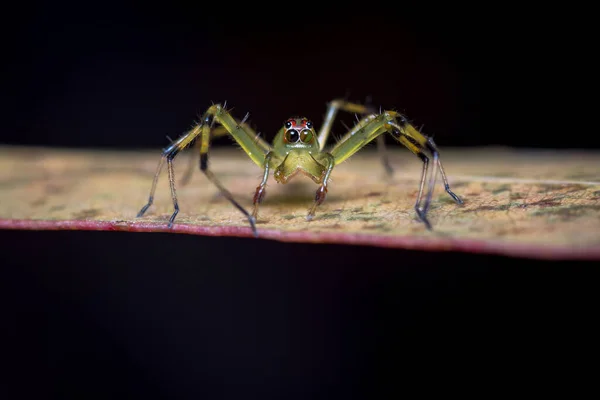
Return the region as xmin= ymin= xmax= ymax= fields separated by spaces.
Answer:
xmin=1 ymin=145 xmax=599 ymax=259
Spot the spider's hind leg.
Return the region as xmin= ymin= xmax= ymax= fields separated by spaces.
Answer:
xmin=376 ymin=135 xmax=394 ymax=178
xmin=413 ymin=137 xmax=463 ymax=230
xmin=180 ymin=138 xmax=200 ymax=187
xmin=137 ymin=125 xmax=200 ymax=227
xmin=427 ymin=138 xmax=463 ymax=205
xmin=180 ymin=126 xmax=235 ymax=186
xmin=414 ymin=151 xmax=434 ymax=230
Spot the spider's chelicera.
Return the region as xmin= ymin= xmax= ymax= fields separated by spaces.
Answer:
xmin=136 ymin=99 xmax=463 ymax=237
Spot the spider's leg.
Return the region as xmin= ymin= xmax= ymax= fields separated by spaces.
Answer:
xmin=414 ymin=151 xmax=436 ymax=230
xmin=376 ymin=135 xmax=394 ymax=177
xmin=320 ymin=98 xmax=393 ymax=177
xmin=181 ymin=126 xmax=229 ymax=186
xmin=180 ymin=139 xmax=199 ymax=187
xmin=388 ymin=119 xmax=463 ymax=229
xmin=426 ymin=138 xmax=463 ymax=205
xmin=138 ymin=104 xmax=273 ymax=234
xmin=200 ymin=151 xmax=257 ymax=236
xmin=307 ymin=153 xmax=335 ymax=221
xmin=412 ymin=138 xmax=463 ymax=229
xmin=196 ymin=104 xmax=275 ymax=237
xmin=137 ymin=125 xmax=201 ymax=227
xmin=166 ymin=152 xmax=180 ymax=227
xmin=318 ymin=99 xmax=375 ymax=150
xmin=252 ymin=152 xmax=273 ymax=220
xmin=328 ymin=110 xmax=463 ymax=230
xmin=365 ymin=97 xmax=394 ymax=178
xmin=137 ymin=157 xmax=164 ymax=218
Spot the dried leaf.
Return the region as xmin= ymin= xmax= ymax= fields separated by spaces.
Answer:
xmin=1 ymin=145 xmax=599 ymax=259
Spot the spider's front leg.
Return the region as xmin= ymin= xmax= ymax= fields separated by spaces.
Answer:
xmin=307 ymin=153 xmax=335 ymax=221
xmin=180 ymin=126 xmax=226 ymax=186
xmin=180 ymin=124 xmax=255 ymax=186
xmin=196 ymin=105 xmax=274 ymax=237
xmin=318 ymin=99 xmax=394 ymax=177
xmin=137 ymin=104 xmax=273 ymax=237
xmin=327 ymin=111 xmax=463 ymax=230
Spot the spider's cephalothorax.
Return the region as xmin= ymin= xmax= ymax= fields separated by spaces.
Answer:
xmin=272 ymin=117 xmax=327 ymax=185
xmin=136 ymin=99 xmax=463 ymax=237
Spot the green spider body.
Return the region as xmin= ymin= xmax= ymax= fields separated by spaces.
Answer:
xmin=271 ymin=118 xmax=328 ymax=185
xmin=136 ymin=99 xmax=463 ymax=236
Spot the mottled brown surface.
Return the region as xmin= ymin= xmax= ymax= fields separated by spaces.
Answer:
xmin=1 ymin=145 xmax=599 ymax=259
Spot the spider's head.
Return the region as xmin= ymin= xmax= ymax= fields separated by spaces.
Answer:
xmin=281 ymin=117 xmax=318 ymax=149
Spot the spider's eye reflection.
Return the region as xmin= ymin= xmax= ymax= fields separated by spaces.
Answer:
xmin=284 ymin=129 xmax=300 ymax=143
xmin=300 ymin=129 xmax=313 ymax=143
xmin=306 ymin=121 xmax=313 ymax=129
xmin=284 ymin=121 xmax=292 ymax=129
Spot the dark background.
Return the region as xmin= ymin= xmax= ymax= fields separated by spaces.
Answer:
xmin=7 ymin=2 xmax=483 ymax=149
xmin=2 ymin=3 xmax=595 ymax=399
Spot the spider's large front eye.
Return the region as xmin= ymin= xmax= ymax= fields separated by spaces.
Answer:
xmin=300 ymin=129 xmax=313 ymax=143
xmin=285 ymin=129 xmax=300 ymax=143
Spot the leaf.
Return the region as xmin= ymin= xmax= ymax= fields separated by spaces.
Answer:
xmin=1 ymin=145 xmax=599 ymax=260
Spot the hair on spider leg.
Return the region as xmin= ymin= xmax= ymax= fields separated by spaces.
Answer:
xmin=333 ymin=128 xmax=343 ymax=140
xmin=253 ymin=132 xmax=263 ymax=145
xmin=213 ymin=99 xmax=233 ymax=114
xmin=331 ymin=131 xmax=343 ymax=144
xmin=340 ymin=120 xmax=351 ymax=131
xmin=237 ymin=112 xmax=250 ymax=129
xmin=241 ymin=112 xmax=250 ymax=124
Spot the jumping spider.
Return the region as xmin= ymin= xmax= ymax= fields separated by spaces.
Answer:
xmin=136 ymin=99 xmax=463 ymax=236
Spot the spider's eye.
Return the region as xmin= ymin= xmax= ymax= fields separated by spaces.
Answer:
xmin=300 ymin=129 xmax=313 ymax=143
xmin=285 ymin=129 xmax=300 ymax=143
xmin=305 ymin=121 xmax=313 ymax=129
xmin=284 ymin=121 xmax=292 ymax=129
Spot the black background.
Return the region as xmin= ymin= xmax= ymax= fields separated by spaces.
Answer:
xmin=7 ymin=2 xmax=483 ymax=149
xmin=2 ymin=3 xmax=595 ymax=399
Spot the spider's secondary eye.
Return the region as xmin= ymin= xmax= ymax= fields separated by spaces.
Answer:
xmin=300 ymin=129 xmax=313 ymax=143
xmin=285 ymin=129 xmax=300 ymax=143
xmin=285 ymin=121 xmax=292 ymax=129
xmin=306 ymin=121 xmax=313 ymax=129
